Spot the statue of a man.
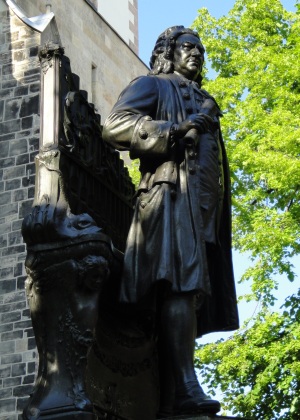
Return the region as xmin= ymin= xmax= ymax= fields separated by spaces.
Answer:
xmin=103 ymin=25 xmax=239 ymax=417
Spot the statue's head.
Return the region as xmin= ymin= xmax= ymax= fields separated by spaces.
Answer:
xmin=149 ymin=25 xmax=204 ymax=85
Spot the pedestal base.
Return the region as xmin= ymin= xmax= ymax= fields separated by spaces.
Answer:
xmin=158 ymin=415 xmax=242 ymax=420
xmin=29 ymin=411 xmax=96 ymax=419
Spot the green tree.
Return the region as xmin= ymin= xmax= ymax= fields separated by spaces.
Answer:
xmin=192 ymin=0 xmax=300 ymax=418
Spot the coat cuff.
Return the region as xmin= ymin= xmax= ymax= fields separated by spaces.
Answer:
xmin=130 ymin=116 xmax=174 ymax=159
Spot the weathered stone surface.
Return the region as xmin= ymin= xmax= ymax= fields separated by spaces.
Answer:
xmin=0 ymin=279 xmax=17 ymax=294
xmin=9 ymin=139 xmax=28 ymax=156
xmin=0 ymin=119 xmax=21 ymax=135
xmin=21 ymin=116 xmax=32 ymax=129
xmin=0 ymin=100 xmax=4 ymax=122
xmin=4 ymin=98 xmax=22 ymax=121
xmin=0 ymin=141 xmax=9 ymax=158
xmin=19 ymin=95 xmax=39 ymax=118
xmin=5 ymin=179 xmax=21 ymax=191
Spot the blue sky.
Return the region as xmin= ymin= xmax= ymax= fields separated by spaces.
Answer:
xmin=138 ymin=0 xmax=296 ymax=65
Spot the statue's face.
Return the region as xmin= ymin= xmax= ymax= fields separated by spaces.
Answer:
xmin=173 ymin=33 xmax=204 ymax=81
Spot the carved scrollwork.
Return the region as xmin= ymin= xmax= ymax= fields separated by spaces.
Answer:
xmin=39 ymin=42 xmax=64 ymax=74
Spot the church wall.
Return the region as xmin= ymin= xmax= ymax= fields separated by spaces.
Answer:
xmin=0 ymin=0 xmax=147 ymax=417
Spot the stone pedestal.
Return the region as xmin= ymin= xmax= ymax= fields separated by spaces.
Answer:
xmin=158 ymin=415 xmax=242 ymax=420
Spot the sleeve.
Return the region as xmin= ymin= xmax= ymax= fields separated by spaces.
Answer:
xmin=103 ymin=76 xmax=174 ymax=159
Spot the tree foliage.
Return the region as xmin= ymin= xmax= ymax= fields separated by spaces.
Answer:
xmin=192 ymin=0 xmax=300 ymax=418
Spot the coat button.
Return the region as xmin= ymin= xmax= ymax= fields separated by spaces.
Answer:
xmin=180 ymin=81 xmax=187 ymax=87
xmin=139 ymin=129 xmax=148 ymax=139
xmin=183 ymin=93 xmax=191 ymax=100
xmin=145 ymin=116 xmax=152 ymax=121
xmin=186 ymin=107 xmax=193 ymax=114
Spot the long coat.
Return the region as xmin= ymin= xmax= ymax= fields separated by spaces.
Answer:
xmin=103 ymin=72 xmax=239 ymax=336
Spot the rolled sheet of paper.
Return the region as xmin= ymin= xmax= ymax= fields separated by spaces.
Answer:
xmin=184 ymin=98 xmax=220 ymax=146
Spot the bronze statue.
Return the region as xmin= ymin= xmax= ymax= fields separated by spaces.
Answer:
xmin=103 ymin=25 xmax=239 ymax=417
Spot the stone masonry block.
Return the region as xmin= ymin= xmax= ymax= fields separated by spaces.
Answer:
xmin=2 ymin=80 xmax=18 ymax=89
xmin=0 ymin=300 xmax=26 ymax=314
xmin=8 ymin=230 xmax=23 ymax=246
xmin=0 ymin=202 xmax=18 ymax=217
xmin=11 ymin=363 xmax=26 ymax=377
xmin=0 ymin=387 xmax=13 ymax=399
xmin=5 ymin=179 xmax=21 ymax=191
xmin=0 ymin=235 xmax=8 ymax=248
xmin=21 ymin=116 xmax=33 ymax=130
xmin=22 ymin=351 xmax=37 ymax=364
xmin=3 ymin=291 xmax=25 ymax=305
xmin=29 ymin=46 xmax=38 ymax=57
xmin=0 ymin=340 xmax=15 ymax=356
xmin=15 ymin=338 xmax=28 ymax=353
xmin=28 ymin=137 xmax=39 ymax=151
xmin=13 ymin=262 xmax=23 ymax=277
xmin=4 ymin=98 xmax=22 ymax=121
xmin=0 ymin=323 xmax=13 ymax=333
xmin=16 ymin=276 xmax=26 ymax=290
xmin=28 ymin=186 xmax=34 ymax=199
xmin=0 ymin=220 xmax=12 ymax=235
xmin=0 ymin=87 xmax=15 ymax=99
xmin=29 ymin=83 xmax=40 ymax=93
xmin=12 ymin=219 xmax=22 ymax=231
xmin=14 ymin=321 xmax=32 ymax=332
xmin=2 ymin=245 xmax=26 ymax=257
xmin=13 ymin=50 xmax=26 ymax=62
xmin=9 ymin=139 xmax=28 ymax=157
xmin=0 ymin=133 xmax=16 ymax=142
xmin=8 ymin=40 xmax=25 ymax=51
xmin=19 ymin=200 xmax=33 ymax=218
xmin=22 ymin=74 xmax=40 ymax=84
xmin=0 ymin=398 xmax=16 ymax=414
xmin=2 ymin=63 xmax=14 ymax=75
xmin=24 ymin=68 xmax=39 ymax=77
xmin=0 ymin=99 xmax=3 ymax=122
xmin=2 ymin=330 xmax=23 ymax=342
xmin=0 ymin=157 xmax=15 ymax=168
xmin=16 ymin=130 xmax=30 ymax=139
xmin=0 ymin=279 xmax=16 ymax=294
xmin=3 ymin=165 xmax=25 ymax=180
xmin=3 ymin=376 xmax=21 ymax=388
xmin=0 ymin=119 xmax=21 ymax=135
xmin=24 ymin=328 xmax=34 ymax=338
xmin=27 ymin=362 xmax=35 ymax=375
xmin=28 ymin=337 xmax=36 ymax=351
xmin=1 ymin=353 xmax=22 ymax=365
xmin=0 ymin=191 xmax=11 ymax=205
xmin=1 ymin=311 xmax=21 ymax=323
xmin=0 ymin=140 xmax=9 ymax=158
xmin=14 ymin=86 xmax=28 ymax=97
xmin=6 ymin=31 xmax=19 ymax=43
xmin=12 ymin=189 xmax=27 ymax=202
xmin=0 ymin=51 xmax=12 ymax=65
xmin=0 ymin=365 xmax=11 ymax=378
xmin=22 ymin=374 xmax=35 ymax=385
xmin=21 ymin=309 xmax=30 ymax=320
xmin=19 ymin=95 xmax=39 ymax=117
xmin=13 ymin=384 xmax=34 ymax=398
xmin=0 ymin=266 xmax=14 ymax=279
xmin=17 ymin=396 xmax=29 ymax=412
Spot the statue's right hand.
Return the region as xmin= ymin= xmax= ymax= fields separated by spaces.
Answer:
xmin=174 ymin=114 xmax=213 ymax=139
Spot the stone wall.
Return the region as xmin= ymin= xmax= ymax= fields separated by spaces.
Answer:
xmin=0 ymin=1 xmax=147 ymax=418
xmin=0 ymin=3 xmax=40 ymax=418
xmin=13 ymin=0 xmax=147 ymax=119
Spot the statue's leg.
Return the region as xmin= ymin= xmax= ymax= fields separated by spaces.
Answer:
xmin=158 ymin=293 xmax=220 ymax=416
